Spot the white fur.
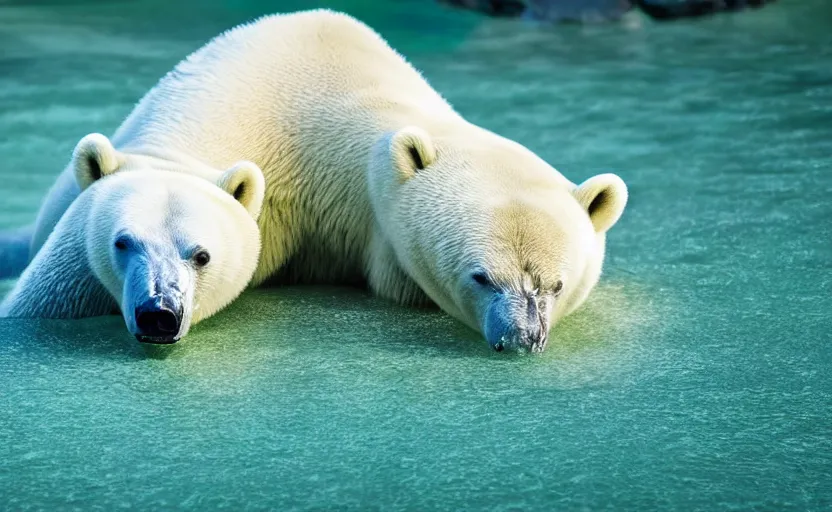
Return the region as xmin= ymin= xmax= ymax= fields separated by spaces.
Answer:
xmin=24 ymin=10 xmax=628 ymax=345
xmin=1 ymin=170 xmax=263 ymax=341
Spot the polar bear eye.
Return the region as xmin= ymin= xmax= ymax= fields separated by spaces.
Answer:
xmin=192 ymin=250 xmax=211 ymax=268
xmin=114 ymin=235 xmax=131 ymax=251
xmin=552 ymin=280 xmax=564 ymax=296
xmin=472 ymin=272 xmax=491 ymax=287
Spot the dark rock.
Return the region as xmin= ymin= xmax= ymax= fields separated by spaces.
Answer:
xmin=635 ymin=0 xmax=774 ymax=21
xmin=437 ymin=0 xmax=776 ymax=23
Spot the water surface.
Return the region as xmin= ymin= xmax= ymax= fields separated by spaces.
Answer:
xmin=1 ymin=0 xmax=830 ymax=509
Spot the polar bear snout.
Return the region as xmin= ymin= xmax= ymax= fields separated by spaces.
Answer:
xmin=484 ymin=292 xmax=551 ymax=354
xmin=117 ymin=246 xmax=193 ymax=344
xmin=134 ymin=297 xmax=184 ymax=344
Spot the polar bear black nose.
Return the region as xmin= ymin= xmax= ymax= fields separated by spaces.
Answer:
xmin=135 ymin=299 xmax=182 ymax=343
xmin=139 ymin=310 xmax=178 ymax=334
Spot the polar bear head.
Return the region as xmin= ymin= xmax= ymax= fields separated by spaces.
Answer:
xmin=73 ymin=135 xmax=265 ymax=343
xmin=368 ymin=125 xmax=628 ymax=352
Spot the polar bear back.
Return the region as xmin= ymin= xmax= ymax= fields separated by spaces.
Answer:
xmin=115 ymin=9 xmax=460 ymax=170
xmin=109 ymin=9 xmax=469 ymax=286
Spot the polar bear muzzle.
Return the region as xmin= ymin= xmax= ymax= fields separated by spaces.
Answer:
xmin=133 ymin=295 xmax=184 ymax=344
xmin=116 ymin=237 xmax=196 ymax=345
xmin=483 ymin=286 xmax=552 ymax=353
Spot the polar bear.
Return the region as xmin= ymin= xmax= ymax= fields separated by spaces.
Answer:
xmin=6 ymin=10 xmax=628 ymax=351
xmin=0 ymin=134 xmax=265 ymax=344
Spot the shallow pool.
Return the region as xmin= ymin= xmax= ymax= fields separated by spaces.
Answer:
xmin=1 ymin=0 xmax=830 ymax=509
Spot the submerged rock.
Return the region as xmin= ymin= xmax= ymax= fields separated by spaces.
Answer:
xmin=438 ymin=0 xmax=776 ymax=23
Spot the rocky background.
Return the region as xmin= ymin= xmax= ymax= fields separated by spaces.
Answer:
xmin=439 ymin=0 xmax=775 ymax=23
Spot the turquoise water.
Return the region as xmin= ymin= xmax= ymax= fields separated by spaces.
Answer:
xmin=1 ymin=0 xmax=831 ymax=509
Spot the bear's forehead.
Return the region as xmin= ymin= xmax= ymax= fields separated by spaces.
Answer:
xmin=491 ymin=201 xmax=578 ymax=242
xmin=448 ymin=138 xmax=567 ymax=182
xmin=483 ymin=201 xmax=589 ymax=278
xmin=165 ymin=192 xmax=234 ymax=232
xmin=109 ymin=187 xmax=231 ymax=237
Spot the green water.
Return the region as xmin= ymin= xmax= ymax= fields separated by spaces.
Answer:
xmin=1 ymin=0 xmax=830 ymax=509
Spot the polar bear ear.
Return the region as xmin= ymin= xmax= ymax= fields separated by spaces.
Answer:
xmin=218 ymin=160 xmax=266 ymax=220
xmin=573 ymin=173 xmax=628 ymax=233
xmin=72 ymin=133 xmax=121 ymax=191
xmin=390 ymin=126 xmax=436 ymax=182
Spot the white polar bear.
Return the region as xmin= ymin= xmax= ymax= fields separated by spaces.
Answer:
xmin=0 ymin=134 xmax=265 ymax=344
xmin=8 ymin=10 xmax=628 ymax=352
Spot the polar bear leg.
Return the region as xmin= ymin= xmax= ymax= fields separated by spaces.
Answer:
xmin=30 ymin=166 xmax=81 ymax=260
xmin=0 ymin=210 xmax=115 ymax=319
